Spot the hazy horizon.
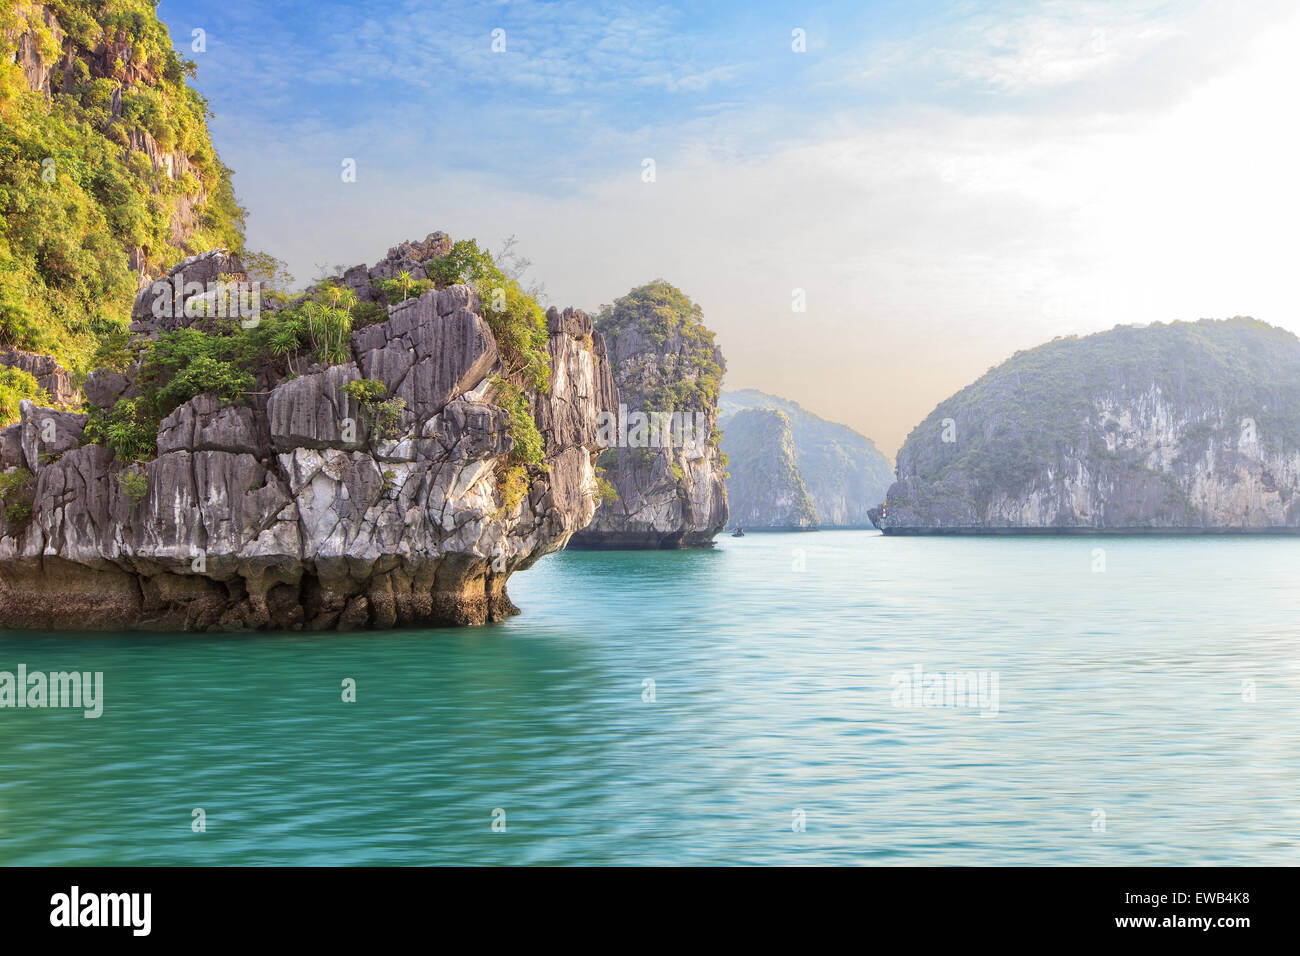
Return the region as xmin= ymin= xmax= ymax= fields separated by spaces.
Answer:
xmin=161 ymin=0 xmax=1300 ymax=455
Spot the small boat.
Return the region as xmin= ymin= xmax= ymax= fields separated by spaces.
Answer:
xmin=731 ymin=527 xmax=745 ymax=537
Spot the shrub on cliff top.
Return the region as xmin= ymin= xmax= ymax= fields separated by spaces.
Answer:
xmin=374 ymin=275 xmax=435 ymax=305
xmin=596 ymin=281 xmax=723 ymax=413
xmin=83 ymin=322 xmax=257 ymax=463
xmin=342 ymin=378 xmax=387 ymax=405
xmin=425 ymin=239 xmax=550 ymax=393
xmin=157 ymin=354 xmax=254 ymax=410
xmin=299 ymin=295 xmax=355 ymax=366
xmin=423 ymin=240 xmax=488 ymax=288
xmin=255 ymin=285 xmax=356 ymax=373
xmin=83 ymin=280 xmax=365 ymax=464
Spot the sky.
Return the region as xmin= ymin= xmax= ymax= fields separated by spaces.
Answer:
xmin=158 ymin=0 xmax=1300 ymax=457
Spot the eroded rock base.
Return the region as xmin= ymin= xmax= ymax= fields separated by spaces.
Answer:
xmin=0 ymin=557 xmax=520 ymax=632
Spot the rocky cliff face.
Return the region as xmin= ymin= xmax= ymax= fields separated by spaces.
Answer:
xmin=340 ymin=232 xmax=453 ymax=304
xmin=568 ymin=281 xmax=727 ymax=549
xmin=883 ymin=318 xmax=1300 ymax=533
xmin=719 ymin=408 xmax=816 ymax=530
xmin=720 ymin=389 xmax=892 ymax=528
xmin=0 ymin=240 xmax=618 ymax=630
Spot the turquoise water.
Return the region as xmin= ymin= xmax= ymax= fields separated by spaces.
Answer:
xmin=1 ymin=531 xmax=1298 ymax=865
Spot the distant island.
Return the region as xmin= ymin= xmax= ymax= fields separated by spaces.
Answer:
xmin=879 ymin=318 xmax=1300 ymax=534
xmin=720 ymin=389 xmax=892 ymax=530
xmin=717 ymin=406 xmax=816 ymax=531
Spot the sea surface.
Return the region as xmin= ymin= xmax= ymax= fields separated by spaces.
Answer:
xmin=1 ymin=531 xmax=1298 ymax=865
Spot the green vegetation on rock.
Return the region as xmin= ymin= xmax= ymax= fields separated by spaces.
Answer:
xmin=114 ymin=464 xmax=147 ymax=501
xmin=425 ymin=239 xmax=550 ymax=392
xmin=343 ymin=378 xmax=406 ymax=442
xmin=595 ymin=280 xmax=722 ymax=413
xmin=0 ymin=0 xmax=246 ymax=374
xmin=491 ymin=374 xmax=545 ymax=466
xmin=888 ymin=317 xmax=1300 ymax=529
xmin=83 ymin=292 xmax=346 ymax=463
xmin=494 ymin=463 xmax=529 ymax=517
xmin=0 ymin=465 xmax=34 ymax=523
xmin=902 ymin=318 xmax=1300 ymax=503
xmin=82 ymin=392 xmax=152 ymax=461
xmin=374 ymin=275 xmax=435 ymax=306
xmin=569 ymin=279 xmax=728 ymax=548
xmin=0 ymin=365 xmax=47 ymax=424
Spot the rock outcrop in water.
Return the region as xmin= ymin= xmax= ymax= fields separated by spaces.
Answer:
xmin=719 ymin=408 xmax=816 ymax=530
xmin=568 ymin=281 xmax=727 ymax=549
xmin=0 ymin=237 xmax=618 ymax=630
xmin=881 ymin=318 xmax=1300 ymax=533
xmin=720 ymin=389 xmax=893 ymax=528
